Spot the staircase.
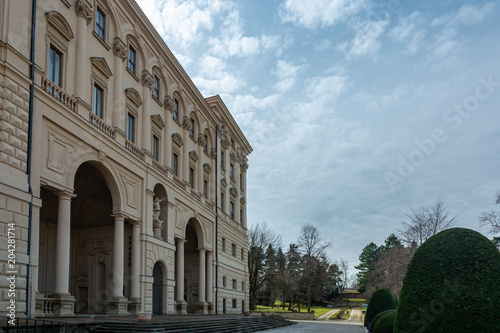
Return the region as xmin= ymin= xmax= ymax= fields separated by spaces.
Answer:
xmin=89 ymin=316 xmax=294 ymax=333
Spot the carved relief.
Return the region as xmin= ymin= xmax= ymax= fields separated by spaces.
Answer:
xmin=120 ymin=173 xmax=138 ymax=208
xmin=164 ymin=95 xmax=175 ymax=113
xmin=182 ymin=116 xmax=192 ymax=131
xmin=113 ymin=37 xmax=128 ymax=61
xmin=197 ymin=134 xmax=206 ymax=147
xmin=210 ymin=148 xmax=217 ymax=160
xmin=142 ymin=70 xmax=154 ymax=90
xmin=47 ymin=132 xmax=75 ymax=174
xmin=75 ymin=0 xmax=94 ymax=24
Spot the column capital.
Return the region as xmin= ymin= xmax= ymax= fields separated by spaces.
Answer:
xmin=113 ymin=37 xmax=128 ymax=61
xmin=111 ymin=212 xmax=128 ymax=221
xmin=197 ymin=247 xmax=207 ymax=253
xmin=130 ymin=220 xmax=142 ymax=227
xmin=142 ymin=70 xmax=154 ymax=90
xmin=175 ymin=237 xmax=187 ymax=244
xmin=75 ymin=0 xmax=94 ymax=24
xmin=55 ymin=191 xmax=76 ymax=200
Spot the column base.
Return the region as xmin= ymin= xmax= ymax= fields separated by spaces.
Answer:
xmin=207 ymin=302 xmax=214 ymax=314
xmin=51 ymin=293 xmax=75 ymax=316
xmin=129 ymin=298 xmax=142 ymax=315
xmin=175 ymin=300 xmax=187 ymax=315
xmin=106 ymin=297 xmax=130 ymax=315
xmin=195 ymin=301 xmax=208 ymax=314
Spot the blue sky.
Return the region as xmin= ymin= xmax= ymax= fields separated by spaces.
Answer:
xmin=136 ymin=0 xmax=500 ymax=276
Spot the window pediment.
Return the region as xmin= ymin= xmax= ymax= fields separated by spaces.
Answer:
xmin=172 ymin=133 xmax=183 ymax=147
xmin=240 ymin=197 xmax=246 ymax=205
xmin=45 ymin=11 xmax=74 ymax=41
xmin=151 ymin=114 xmax=165 ymax=129
xmin=230 ymin=187 xmax=238 ymax=197
xmin=203 ymin=163 xmax=212 ymax=174
xmin=220 ymin=178 xmax=227 ymax=188
xmin=189 ymin=150 xmax=198 ymax=162
xmin=125 ymin=88 xmax=142 ymax=107
xmin=90 ymin=57 xmax=113 ymax=79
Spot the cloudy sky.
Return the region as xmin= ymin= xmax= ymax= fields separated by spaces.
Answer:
xmin=136 ymin=0 xmax=500 ymax=275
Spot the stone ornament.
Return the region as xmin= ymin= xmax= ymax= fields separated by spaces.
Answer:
xmin=182 ymin=116 xmax=192 ymax=131
xmin=75 ymin=0 xmax=93 ymax=24
xmin=164 ymin=95 xmax=175 ymax=113
xmin=197 ymin=134 xmax=206 ymax=146
xmin=113 ymin=37 xmax=127 ymax=61
xmin=142 ymin=70 xmax=154 ymax=90
xmin=210 ymin=148 xmax=217 ymax=160
xmin=153 ymin=197 xmax=166 ymax=238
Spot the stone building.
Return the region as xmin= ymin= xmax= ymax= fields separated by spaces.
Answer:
xmin=0 ymin=0 xmax=251 ymax=317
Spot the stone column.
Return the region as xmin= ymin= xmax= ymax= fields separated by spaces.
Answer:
xmin=129 ymin=220 xmax=142 ymax=314
xmin=112 ymin=37 xmax=127 ymax=130
xmin=195 ymin=248 xmax=207 ymax=314
xmin=164 ymin=96 xmax=174 ymax=170
xmin=107 ymin=214 xmax=129 ymax=315
xmin=74 ymin=0 xmax=93 ymax=102
xmin=141 ymin=70 xmax=154 ymax=152
xmin=175 ymin=238 xmax=187 ymax=314
xmin=53 ymin=191 xmax=76 ymax=316
xmin=206 ymin=251 xmax=213 ymax=313
xmin=182 ymin=116 xmax=191 ymax=183
xmin=197 ymin=135 xmax=205 ymax=195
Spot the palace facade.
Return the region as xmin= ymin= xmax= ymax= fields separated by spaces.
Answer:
xmin=0 ymin=0 xmax=251 ymax=317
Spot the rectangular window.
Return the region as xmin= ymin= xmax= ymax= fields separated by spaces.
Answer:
xmin=189 ymin=167 xmax=195 ymax=188
xmin=153 ymin=75 xmax=160 ymax=99
xmin=93 ymin=83 xmax=104 ymax=118
xmin=241 ymin=248 xmax=244 ymax=260
xmin=241 ymin=281 xmax=244 ymax=291
xmin=204 ymin=134 xmax=208 ymax=152
xmin=223 ymin=276 xmax=226 ymax=287
xmin=232 ymin=279 xmax=236 ymax=290
xmin=203 ymin=179 xmax=208 ymax=198
xmin=174 ymin=98 xmax=179 ymax=121
xmin=231 ymin=244 xmax=236 ymax=257
xmin=221 ymin=192 xmax=225 ymax=212
xmin=152 ymin=135 xmax=159 ymax=161
xmin=240 ymin=174 xmax=243 ymax=189
xmin=231 ymin=138 xmax=235 ymax=148
xmin=230 ymin=202 xmax=234 ymax=220
xmin=222 ymin=238 xmax=226 ymax=252
xmin=232 ymin=299 xmax=236 ymax=308
xmin=96 ymin=7 xmax=106 ymax=40
xmin=190 ymin=118 xmax=195 ymax=137
xmin=240 ymin=209 xmax=243 ymax=225
xmin=230 ymin=163 xmax=234 ymax=179
xmin=221 ymin=151 xmax=225 ymax=169
xmin=128 ymin=45 xmax=136 ymax=74
xmin=49 ymin=45 xmax=62 ymax=86
xmin=173 ymin=153 xmax=179 ymax=176
xmin=127 ymin=113 xmax=135 ymax=142
xmin=223 ymin=299 xmax=226 ymax=314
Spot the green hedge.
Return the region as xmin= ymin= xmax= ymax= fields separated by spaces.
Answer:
xmin=373 ymin=310 xmax=396 ymax=333
xmin=395 ymin=228 xmax=500 ymax=333
xmin=364 ymin=288 xmax=396 ymax=328
xmin=369 ymin=309 xmax=396 ymax=333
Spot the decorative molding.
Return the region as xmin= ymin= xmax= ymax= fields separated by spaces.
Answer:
xmin=75 ymin=0 xmax=93 ymax=24
xmin=229 ymin=187 xmax=238 ymax=197
xmin=113 ymin=37 xmax=127 ymax=61
xmin=203 ymin=163 xmax=212 ymax=174
xmin=220 ymin=140 xmax=230 ymax=150
xmin=197 ymin=133 xmax=206 ymax=147
xmin=125 ymin=88 xmax=142 ymax=107
xmin=164 ymin=95 xmax=175 ymax=113
xmin=240 ymin=197 xmax=246 ymax=205
xmin=210 ymin=148 xmax=217 ymax=160
xmin=220 ymin=178 xmax=227 ymax=188
xmin=182 ymin=116 xmax=192 ymax=131
xmin=141 ymin=70 xmax=154 ymax=90
xmin=172 ymin=133 xmax=183 ymax=147
xmin=151 ymin=114 xmax=165 ymax=129
xmin=45 ymin=11 xmax=74 ymax=41
xmin=90 ymin=57 xmax=113 ymax=79
xmin=189 ymin=150 xmax=198 ymax=162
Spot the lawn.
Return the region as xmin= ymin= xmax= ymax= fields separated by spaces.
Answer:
xmin=255 ymin=302 xmax=332 ymax=319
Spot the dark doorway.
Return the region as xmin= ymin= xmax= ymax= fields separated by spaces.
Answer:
xmin=153 ymin=262 xmax=163 ymax=314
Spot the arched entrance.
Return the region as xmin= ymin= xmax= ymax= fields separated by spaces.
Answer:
xmin=152 ymin=262 xmax=164 ymax=315
xmin=38 ymin=161 xmax=122 ymax=315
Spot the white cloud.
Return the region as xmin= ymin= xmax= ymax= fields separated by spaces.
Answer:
xmin=279 ymin=0 xmax=368 ymax=29
xmin=389 ymin=12 xmax=426 ymax=54
xmin=431 ymin=3 xmax=495 ymax=27
xmin=272 ymin=60 xmax=306 ymax=93
xmin=338 ymin=19 xmax=389 ymax=60
xmin=192 ymin=55 xmax=246 ymax=95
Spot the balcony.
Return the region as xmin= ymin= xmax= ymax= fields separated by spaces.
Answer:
xmin=126 ymin=139 xmax=145 ymax=161
xmin=41 ymin=76 xmax=77 ymax=112
xmin=90 ymin=113 xmax=116 ymax=140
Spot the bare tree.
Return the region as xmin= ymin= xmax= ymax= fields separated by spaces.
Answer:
xmin=398 ymin=196 xmax=457 ymax=246
xmin=339 ymin=258 xmax=349 ymax=292
xmin=479 ymin=191 xmax=500 ymax=235
xmin=248 ymin=222 xmax=282 ymax=310
xmin=297 ymin=224 xmax=331 ymax=312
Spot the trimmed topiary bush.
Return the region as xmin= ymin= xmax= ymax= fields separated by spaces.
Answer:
xmin=373 ymin=309 xmax=396 ymax=333
xmin=364 ymin=288 xmax=396 ymax=329
xmin=370 ymin=309 xmax=396 ymax=332
xmin=395 ymin=228 xmax=500 ymax=333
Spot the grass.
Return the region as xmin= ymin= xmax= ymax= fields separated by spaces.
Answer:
xmin=255 ymin=302 xmax=332 ymax=319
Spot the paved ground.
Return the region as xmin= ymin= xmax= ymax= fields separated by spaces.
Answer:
xmin=316 ymin=308 xmax=340 ymax=320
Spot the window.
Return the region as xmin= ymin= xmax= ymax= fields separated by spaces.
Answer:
xmin=95 ymin=7 xmax=106 ymax=40
xmin=230 ymin=202 xmax=234 ymax=220
xmin=232 ymin=279 xmax=236 ymax=289
xmin=190 ymin=118 xmax=195 ymax=138
xmin=231 ymin=138 xmax=235 ymax=148
xmin=49 ymin=45 xmax=62 ymax=86
xmin=152 ymin=135 xmax=159 ymax=161
xmin=128 ymin=45 xmax=136 ymax=74
xmin=223 ymin=299 xmax=226 ymax=314
xmin=223 ymin=276 xmax=226 ymax=287
xmin=203 ymin=179 xmax=208 ymax=198
xmin=221 ymin=192 xmax=225 ymax=212
xmin=174 ymin=98 xmax=180 ymax=121
xmin=230 ymin=163 xmax=234 ymax=179
xmin=127 ymin=113 xmax=135 ymax=142
xmin=204 ymin=134 xmax=208 ymax=153
xmin=240 ymin=209 xmax=244 ymax=225
xmin=221 ymin=151 xmax=225 ymax=169
xmin=93 ymin=83 xmax=104 ymax=118
xmin=232 ymin=299 xmax=236 ymax=308
xmin=240 ymin=174 xmax=243 ymax=188
xmin=231 ymin=244 xmax=236 ymax=257
xmin=241 ymin=248 xmax=244 ymax=260
xmin=241 ymin=281 xmax=244 ymax=291
xmin=173 ymin=153 xmax=179 ymax=176
xmin=153 ymin=75 xmax=160 ymax=99
xmin=222 ymin=238 xmax=226 ymax=252
xmin=189 ymin=167 xmax=195 ymax=188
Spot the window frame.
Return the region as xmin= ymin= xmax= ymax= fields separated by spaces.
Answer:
xmin=232 ymin=279 xmax=236 ymax=290
xmin=95 ymin=6 xmax=106 ymax=41
xmin=230 ymin=201 xmax=235 ymax=220
xmin=92 ymin=83 xmax=104 ymax=118
xmin=173 ymin=153 xmax=179 ymax=177
xmin=128 ymin=45 xmax=137 ymax=74
xmin=222 ymin=238 xmax=226 ymax=252
xmin=127 ymin=113 xmax=135 ymax=142
xmin=189 ymin=167 xmax=195 ymax=188
xmin=153 ymin=74 xmax=160 ymax=100
xmin=173 ymin=98 xmax=180 ymax=121
xmin=203 ymin=179 xmax=208 ymax=198
xmin=49 ymin=45 xmax=63 ymax=86
xmin=231 ymin=243 xmax=236 ymax=257
xmin=221 ymin=192 xmax=225 ymax=212
xmin=190 ymin=117 xmax=195 ymax=138
xmin=152 ymin=135 xmax=160 ymax=161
